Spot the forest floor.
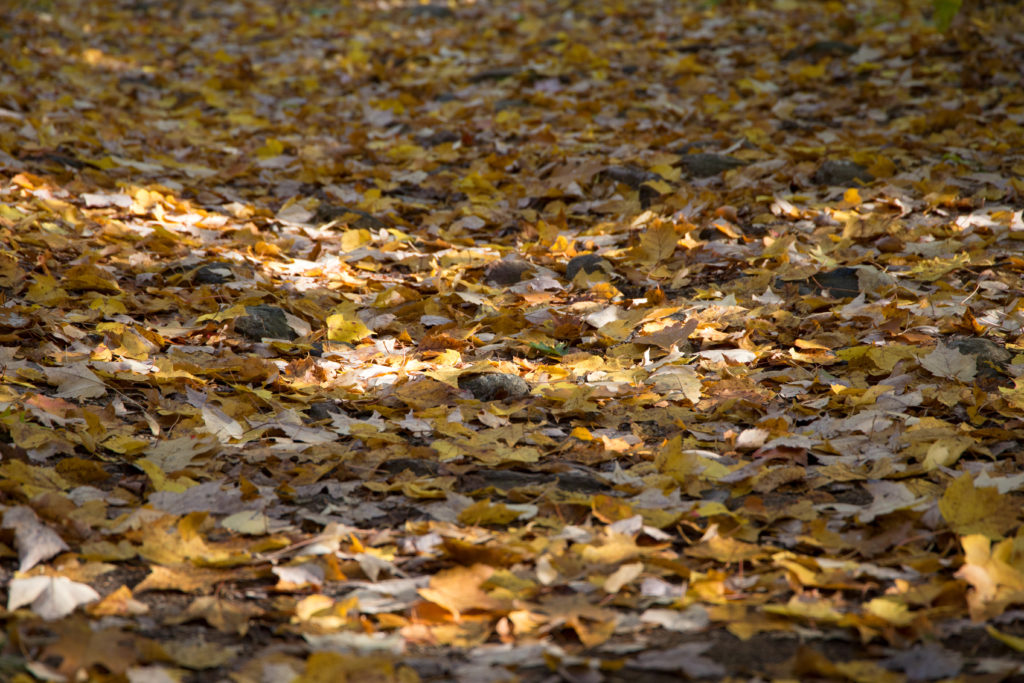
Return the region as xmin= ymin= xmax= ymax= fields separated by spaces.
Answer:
xmin=2 ymin=0 xmax=1024 ymax=681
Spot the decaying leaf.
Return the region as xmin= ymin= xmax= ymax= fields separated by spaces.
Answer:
xmin=2 ymin=0 xmax=1023 ymax=678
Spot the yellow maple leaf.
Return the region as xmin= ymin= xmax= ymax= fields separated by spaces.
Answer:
xmin=956 ymin=534 xmax=1024 ymax=620
xmin=939 ymin=474 xmax=1019 ymax=539
xmin=639 ymin=222 xmax=678 ymax=264
xmin=326 ymin=306 xmax=372 ymax=343
xmin=418 ymin=564 xmax=506 ymax=619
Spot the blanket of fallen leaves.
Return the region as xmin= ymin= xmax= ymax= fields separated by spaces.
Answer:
xmin=1 ymin=0 xmax=1024 ymax=680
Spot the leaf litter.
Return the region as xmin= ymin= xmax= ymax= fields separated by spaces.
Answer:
xmin=1 ymin=0 xmax=1024 ymax=680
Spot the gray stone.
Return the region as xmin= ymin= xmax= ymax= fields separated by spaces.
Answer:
xmin=784 ymin=40 xmax=857 ymax=62
xmin=486 ymin=256 xmax=534 ymax=286
xmin=193 ymin=263 xmax=233 ymax=284
xmin=469 ymin=67 xmax=519 ymax=83
xmin=949 ymin=337 xmax=1011 ymax=378
xmin=602 ymin=165 xmax=663 ymax=189
xmin=678 ymin=153 xmax=746 ymax=178
xmin=314 ymin=204 xmax=388 ymax=230
xmin=306 ymin=401 xmax=339 ymax=423
xmin=406 ymin=4 xmax=454 ymax=19
xmin=565 ymin=253 xmax=612 ymax=281
xmin=812 ymin=160 xmax=873 ymax=186
xmin=774 ymin=267 xmax=860 ymax=298
xmin=235 ymin=305 xmax=297 ymax=341
xmin=459 ymin=373 xmax=530 ymax=401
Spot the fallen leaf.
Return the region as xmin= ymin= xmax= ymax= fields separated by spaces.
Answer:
xmin=3 ymin=505 xmax=69 ymax=571
xmin=8 ymin=576 xmax=100 ymax=620
xmin=921 ymin=343 xmax=977 ymax=382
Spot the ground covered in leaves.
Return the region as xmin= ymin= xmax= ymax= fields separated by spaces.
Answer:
xmin=1 ymin=0 xmax=1024 ymax=680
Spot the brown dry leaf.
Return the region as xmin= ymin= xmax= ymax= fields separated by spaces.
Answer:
xmin=135 ymin=564 xmax=264 ymax=595
xmin=639 ymin=222 xmax=679 ymax=264
xmin=169 ymin=595 xmax=264 ymax=635
xmin=537 ymin=595 xmax=620 ymax=648
xmin=87 ymin=585 xmax=149 ymax=617
xmin=41 ymin=618 xmax=138 ymax=677
xmin=159 ymin=638 xmax=241 ymax=670
xmin=418 ymin=564 xmax=507 ymax=620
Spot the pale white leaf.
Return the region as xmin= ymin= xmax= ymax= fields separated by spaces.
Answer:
xmin=536 ymin=555 xmax=558 ymax=586
xmin=509 ymin=276 xmax=562 ymax=293
xmin=3 ymin=506 xmax=69 ymax=571
xmin=329 ymin=411 xmax=385 ymax=435
xmin=144 ymin=435 xmax=217 ymax=473
xmin=506 ymin=503 xmax=538 ymax=521
xmin=697 ymin=348 xmax=756 ymax=364
xmin=276 ymin=203 xmax=313 ymax=225
xmin=420 ymin=315 xmax=452 ymax=327
xmin=640 ymin=576 xmax=684 ymax=599
xmin=641 ymin=605 xmax=710 ymax=632
xmin=82 ymin=191 xmax=132 ymax=208
xmin=752 ymin=287 xmax=783 ymax=305
xmin=856 ymin=265 xmax=895 ymax=294
xmin=221 ymin=510 xmax=271 ymax=536
xmin=304 ymin=631 xmax=404 ymax=656
xmin=356 ymin=553 xmax=399 ymax=583
xmin=604 ymin=561 xmax=644 ymax=593
xmin=477 ymin=410 xmax=510 ymax=428
xmin=858 ymin=481 xmax=928 ymax=523
xmin=975 ymin=469 xmax=1024 ymax=494
xmin=398 ymin=411 xmax=433 ymax=435
xmin=584 ymin=305 xmax=623 ymax=328
xmin=127 ymin=666 xmax=184 ymax=683
xmin=277 ymin=422 xmax=336 ymax=444
xmin=272 ymin=563 xmax=324 ymax=590
xmin=735 ymin=428 xmax=770 ymax=451
xmin=202 ymin=404 xmax=244 ymax=442
xmin=921 ymin=344 xmax=977 ymax=382
xmin=44 ymin=363 xmax=107 ymax=400
xmin=8 ymin=575 xmax=99 ymax=620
